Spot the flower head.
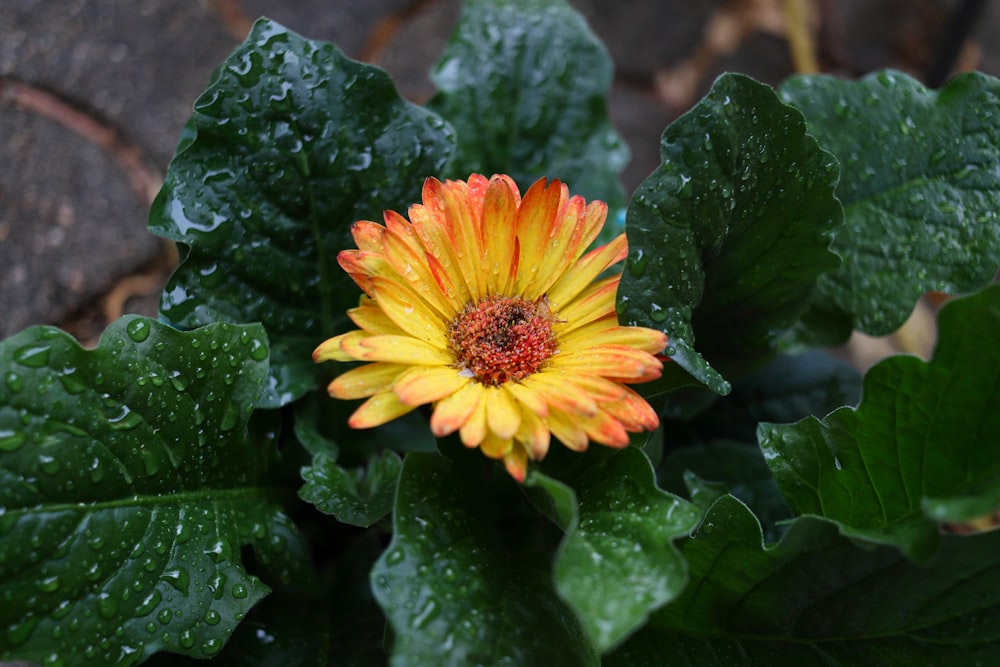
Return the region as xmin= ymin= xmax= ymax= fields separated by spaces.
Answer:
xmin=314 ymin=174 xmax=667 ymax=481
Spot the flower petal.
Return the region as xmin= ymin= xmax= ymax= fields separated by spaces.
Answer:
xmin=369 ymin=275 xmax=448 ymax=347
xmin=554 ymin=276 xmax=620 ymax=334
xmin=503 ymin=445 xmax=529 ymax=482
xmin=480 ymin=432 xmax=513 ymax=459
xmin=504 ymin=381 xmax=549 ymax=418
xmin=553 ymin=345 xmax=663 ymax=380
xmin=513 ymin=178 xmax=564 ymax=297
xmin=348 ymin=392 xmax=417 ymax=429
xmin=459 ymin=392 xmax=488 ymax=447
xmin=348 ymin=298 xmax=407 ymax=335
xmin=548 ymin=408 xmax=589 ymax=452
xmin=342 ymin=334 xmax=453 ymax=366
xmin=430 ymin=382 xmax=484 ymax=437
xmin=481 ymin=176 xmax=519 ymax=294
xmin=560 ymin=321 xmax=668 ymax=355
xmin=521 ymin=372 xmax=598 ymax=417
xmin=547 ymin=233 xmax=627 ymax=310
xmin=485 ymin=385 xmax=522 ymax=440
xmin=328 ymin=362 xmax=406 ymax=399
xmin=516 ymin=408 xmax=550 ymax=460
xmin=393 ymin=366 xmax=469 ymax=406
xmin=382 ymin=209 xmax=459 ymax=318
xmin=602 ymin=386 xmax=660 ymax=432
xmin=580 ymin=408 xmax=630 ymax=448
xmin=314 ymin=331 xmax=365 ymax=362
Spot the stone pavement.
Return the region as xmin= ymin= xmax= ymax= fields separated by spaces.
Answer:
xmin=2 ymin=0 xmax=999 ymax=344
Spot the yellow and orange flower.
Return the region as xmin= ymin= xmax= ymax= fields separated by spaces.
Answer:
xmin=314 ymin=174 xmax=667 ymax=481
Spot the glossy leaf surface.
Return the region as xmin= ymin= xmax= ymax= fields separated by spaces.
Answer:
xmin=149 ymin=19 xmax=455 ymax=407
xmin=0 ymin=317 xmax=309 ymax=665
xmin=618 ymin=73 xmax=842 ymax=392
xmin=428 ymin=0 xmax=628 ymax=206
xmin=759 ymin=285 xmax=1000 ymax=561
xmin=781 ymin=70 xmax=1000 ymax=338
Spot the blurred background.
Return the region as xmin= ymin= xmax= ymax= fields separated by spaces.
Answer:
xmin=1 ymin=0 xmax=997 ymax=363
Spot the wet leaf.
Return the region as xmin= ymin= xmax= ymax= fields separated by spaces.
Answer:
xmin=298 ymin=450 xmax=401 ymax=527
xmin=618 ymin=73 xmax=842 ymax=393
xmin=553 ymin=448 xmax=701 ymax=651
xmin=371 ymin=452 xmax=598 ymax=667
xmin=781 ymin=70 xmax=1000 ymax=339
xmin=606 ymin=495 xmax=1000 ymax=665
xmin=428 ymin=0 xmax=629 ymax=207
xmin=149 ymin=18 xmax=455 ymax=407
xmin=0 ymin=317 xmax=311 ymax=665
xmin=759 ymin=285 xmax=1000 ymax=562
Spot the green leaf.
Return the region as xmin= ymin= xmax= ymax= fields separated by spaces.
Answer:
xmin=553 ymin=448 xmax=701 ymax=651
xmin=427 ymin=0 xmax=629 ymax=207
xmin=523 ymin=469 xmax=578 ymax=532
xmin=676 ymin=351 xmax=861 ymax=444
xmin=371 ymin=452 xmax=598 ymax=667
xmin=758 ymin=285 xmax=1000 ymax=562
xmin=660 ymin=442 xmax=792 ymax=540
xmin=149 ymin=18 xmax=455 ymax=407
xmin=0 ymin=317 xmax=311 ymax=665
xmin=607 ymin=495 xmax=1000 ymax=666
xmin=298 ymin=450 xmax=401 ymax=527
xmin=780 ymin=70 xmax=1000 ymax=338
xmin=143 ymin=589 xmax=331 ymax=667
xmin=618 ymin=73 xmax=842 ymax=393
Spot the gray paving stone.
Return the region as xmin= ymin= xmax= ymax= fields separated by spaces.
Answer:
xmin=0 ymin=107 xmax=161 ymax=337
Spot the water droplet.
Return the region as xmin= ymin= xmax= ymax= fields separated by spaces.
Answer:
xmin=202 ymin=638 xmax=223 ymax=656
xmin=108 ymin=405 xmax=143 ymax=431
xmin=4 ymin=371 xmax=24 ymax=393
xmin=5 ymin=615 xmax=39 ymax=646
xmin=204 ymin=609 xmax=221 ymax=626
xmin=38 ymin=454 xmax=61 ymax=475
xmin=219 ymin=402 xmax=241 ymax=432
xmin=231 ymin=583 xmax=248 ymax=599
xmin=160 ymin=568 xmax=190 ymax=595
xmin=35 ymin=575 xmax=60 ymax=593
xmin=134 ymin=590 xmax=161 ymax=617
xmin=0 ymin=429 xmax=27 ymax=452
xmin=179 ymin=629 xmax=196 ymax=649
xmin=248 ymin=337 xmax=269 ymax=361
xmin=96 ymin=592 xmax=119 ymax=620
xmin=169 ymin=370 xmax=188 ymax=392
xmin=14 ymin=344 xmax=51 ymax=368
xmin=157 ymin=608 xmax=173 ymax=625
xmin=126 ymin=319 xmax=152 ymax=343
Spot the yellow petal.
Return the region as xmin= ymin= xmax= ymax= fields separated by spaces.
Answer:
xmin=313 ymin=331 xmax=365 ymax=362
xmin=485 ymin=386 xmax=522 ymax=440
xmin=342 ymin=334 xmax=453 ymax=366
xmin=560 ymin=322 xmax=667 ymax=355
xmin=440 ymin=179 xmax=486 ymax=300
xmin=480 ymin=431 xmax=513 ymax=459
xmin=393 ymin=366 xmax=469 ymax=406
xmin=580 ymin=408 xmax=630 ymax=448
xmin=382 ymin=210 xmax=458 ymax=319
xmin=504 ymin=381 xmax=549 ymax=418
xmin=516 ymin=408 xmax=550 ymax=460
xmin=552 ymin=346 xmax=662 ymax=380
xmin=459 ymin=393 xmax=488 ymax=447
xmin=430 ymin=382 xmax=484 ymax=437
xmin=503 ymin=445 xmax=529 ymax=482
xmin=547 ymin=233 xmax=628 ymax=310
xmin=548 ymin=408 xmax=589 ymax=452
xmin=602 ymin=386 xmax=660 ymax=432
xmin=481 ymin=176 xmax=519 ymax=294
xmin=350 ymin=220 xmax=386 ymax=252
xmin=528 ymin=194 xmax=587 ymax=299
xmin=561 ymin=373 xmax=628 ymax=402
xmin=369 ymin=276 xmax=448 ymax=347
xmin=513 ymin=178 xmax=564 ymax=296
xmin=409 ymin=201 xmax=472 ymax=306
xmin=521 ymin=372 xmax=598 ymax=417
xmin=347 ymin=299 xmax=407 ymax=335
xmin=554 ymin=276 xmax=619 ymax=334
xmin=328 ymin=363 xmax=406 ymax=399
xmin=348 ymin=392 xmax=417 ymax=429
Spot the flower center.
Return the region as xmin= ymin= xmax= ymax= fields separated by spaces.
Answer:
xmin=447 ymin=295 xmax=558 ymax=386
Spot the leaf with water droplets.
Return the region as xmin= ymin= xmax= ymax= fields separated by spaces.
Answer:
xmin=551 ymin=448 xmax=700 ymax=651
xmin=371 ymin=452 xmax=599 ymax=667
xmin=427 ymin=0 xmax=629 ymax=208
xmin=149 ymin=18 xmax=455 ymax=408
xmin=781 ymin=70 xmax=1000 ymax=340
xmin=618 ymin=73 xmax=842 ymax=393
xmin=605 ymin=495 xmax=1000 ymax=665
xmin=758 ymin=285 xmax=1000 ymax=562
xmin=0 ymin=316 xmax=312 ymax=666
xmin=299 ymin=450 xmax=401 ymax=527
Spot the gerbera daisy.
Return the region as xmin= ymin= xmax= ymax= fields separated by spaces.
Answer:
xmin=314 ymin=174 xmax=667 ymax=481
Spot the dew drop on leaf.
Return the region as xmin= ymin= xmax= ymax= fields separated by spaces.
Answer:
xmin=232 ymin=583 xmax=248 ymax=599
xmin=13 ymin=344 xmax=51 ymax=368
xmin=4 ymin=370 xmax=24 ymax=393
xmin=126 ymin=319 xmax=152 ymax=343
xmin=0 ymin=428 xmax=27 ymax=452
